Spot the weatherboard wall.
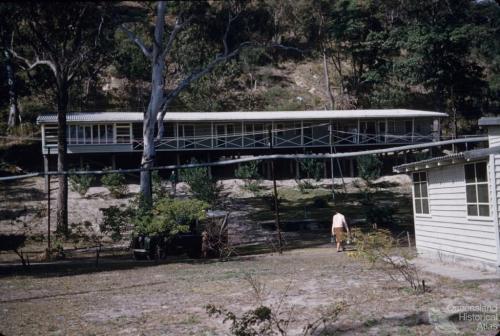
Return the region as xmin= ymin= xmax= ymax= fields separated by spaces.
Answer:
xmin=413 ymin=163 xmax=498 ymax=268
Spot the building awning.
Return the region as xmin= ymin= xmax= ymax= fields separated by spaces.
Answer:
xmin=393 ymin=146 xmax=500 ymax=173
xmin=37 ymin=109 xmax=447 ymax=124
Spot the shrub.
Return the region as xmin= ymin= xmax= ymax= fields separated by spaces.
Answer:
xmin=69 ymin=166 xmax=95 ymax=197
xmin=356 ymin=155 xmax=382 ymax=184
xmin=364 ymin=203 xmax=397 ymax=229
xmin=181 ymin=160 xmax=222 ymax=206
xmin=235 ymin=161 xmax=261 ymax=193
xmin=101 ymin=168 xmax=128 ymax=198
xmin=312 ymin=197 xmax=328 ymax=208
xmin=296 ymin=179 xmax=315 ymax=194
xmin=133 ymin=198 xmax=208 ymax=237
xmin=349 ymin=228 xmax=427 ymax=294
xmin=152 ymin=170 xmax=168 ymax=199
xmin=298 ymin=157 xmax=324 ymax=182
xmin=100 ymin=205 xmax=130 ymax=241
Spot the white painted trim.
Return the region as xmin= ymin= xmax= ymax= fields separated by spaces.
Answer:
xmin=488 ymin=155 xmax=500 ymax=267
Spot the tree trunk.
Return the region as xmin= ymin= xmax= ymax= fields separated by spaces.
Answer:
xmin=56 ymin=84 xmax=69 ymax=234
xmin=4 ymin=49 xmax=20 ymax=129
xmin=140 ymin=1 xmax=166 ymax=205
xmin=322 ymin=49 xmax=334 ymax=110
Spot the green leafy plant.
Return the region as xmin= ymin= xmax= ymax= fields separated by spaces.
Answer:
xmin=180 ymin=160 xmax=222 ymax=206
xmin=356 ymin=155 xmax=382 ymax=185
xmin=298 ymin=158 xmax=324 ymax=182
xmin=133 ymin=198 xmax=208 ymax=237
xmin=235 ymin=161 xmax=262 ymax=194
xmin=101 ymin=167 xmax=128 ymax=198
xmin=69 ymin=166 xmax=95 ymax=197
xmin=100 ymin=205 xmax=130 ymax=241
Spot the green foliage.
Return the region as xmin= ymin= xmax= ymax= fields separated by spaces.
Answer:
xmin=133 ymin=198 xmax=208 ymax=237
xmin=180 ymin=161 xmax=222 ymax=206
xmin=206 ymin=304 xmax=274 ymax=336
xmin=363 ymin=203 xmax=397 ymax=229
xmin=356 ymin=155 xmax=382 ymax=183
xmin=101 ymin=168 xmax=128 ymax=198
xmin=298 ymin=158 xmax=324 ymax=182
xmin=152 ymin=170 xmax=168 ymax=199
xmin=69 ymin=166 xmax=95 ymax=197
xmin=235 ymin=161 xmax=262 ymax=194
xmin=100 ymin=206 xmax=130 ymax=241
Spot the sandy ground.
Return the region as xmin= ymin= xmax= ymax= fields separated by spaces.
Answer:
xmin=0 ymin=246 xmax=498 ymax=336
xmin=0 ymin=175 xmax=411 ymax=235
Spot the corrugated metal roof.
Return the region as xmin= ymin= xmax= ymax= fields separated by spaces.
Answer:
xmin=37 ymin=109 xmax=447 ymax=124
xmin=393 ymin=146 xmax=499 ymax=173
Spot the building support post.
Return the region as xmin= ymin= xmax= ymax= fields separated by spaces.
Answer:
xmin=111 ymin=155 xmax=116 ymax=170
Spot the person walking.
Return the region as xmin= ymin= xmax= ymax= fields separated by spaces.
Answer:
xmin=332 ymin=210 xmax=350 ymax=252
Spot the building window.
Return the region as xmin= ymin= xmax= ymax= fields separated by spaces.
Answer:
xmin=465 ymin=162 xmax=490 ymax=217
xmin=413 ymin=172 xmax=429 ymax=214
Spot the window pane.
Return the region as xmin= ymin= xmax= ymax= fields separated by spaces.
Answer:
xmin=93 ymin=125 xmax=99 ymax=143
xmin=467 ymin=204 xmax=478 ymax=216
xmin=99 ymin=125 xmax=105 ymax=144
xmin=70 ymin=126 xmax=77 ymax=144
xmin=77 ymin=126 xmax=84 ymax=144
xmin=421 ymin=183 xmax=428 ymax=197
xmin=415 ymin=199 xmax=422 ymax=214
xmin=84 ymin=126 xmax=91 ymax=144
xmin=479 ymin=205 xmax=490 ymax=217
xmin=475 ymin=162 xmax=487 ymax=182
xmin=414 ymin=183 xmax=421 ymax=197
xmin=422 ymin=199 xmax=429 ymax=214
xmin=420 ymin=172 xmax=427 ymax=182
xmin=413 ymin=173 xmax=420 ymax=182
xmin=477 ymin=184 xmax=489 ymax=203
xmin=465 ymin=164 xmax=476 ymax=183
xmin=466 ymin=185 xmax=477 ymax=203
xmin=106 ymin=125 xmax=113 ymax=143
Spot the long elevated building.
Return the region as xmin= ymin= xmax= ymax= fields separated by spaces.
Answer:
xmin=37 ymin=109 xmax=447 ymax=177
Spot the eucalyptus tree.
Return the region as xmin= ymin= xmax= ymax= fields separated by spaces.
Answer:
xmin=8 ymin=2 xmax=116 ymax=233
xmin=121 ymin=1 xmax=291 ymax=205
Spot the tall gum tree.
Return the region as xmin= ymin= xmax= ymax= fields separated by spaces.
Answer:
xmin=122 ymin=1 xmax=299 ymax=205
xmin=8 ymin=3 xmax=115 ymax=234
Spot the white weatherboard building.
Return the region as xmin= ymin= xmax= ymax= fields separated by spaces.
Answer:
xmin=394 ymin=117 xmax=500 ymax=271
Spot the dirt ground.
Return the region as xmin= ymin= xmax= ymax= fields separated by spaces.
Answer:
xmin=0 ymin=246 xmax=498 ymax=336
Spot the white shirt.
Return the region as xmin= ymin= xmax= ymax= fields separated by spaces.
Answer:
xmin=332 ymin=213 xmax=347 ymax=229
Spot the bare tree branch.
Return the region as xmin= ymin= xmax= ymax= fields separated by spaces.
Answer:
xmin=119 ymin=24 xmax=152 ymax=59
xmin=161 ymin=15 xmax=193 ymax=60
xmin=7 ymin=47 xmax=57 ymax=75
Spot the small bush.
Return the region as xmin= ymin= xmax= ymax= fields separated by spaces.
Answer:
xmin=181 ymin=160 xmax=222 ymax=206
xmin=235 ymin=161 xmax=262 ymax=194
xmin=262 ymin=194 xmax=282 ymax=211
xmin=296 ymin=179 xmax=315 ymax=193
xmin=100 ymin=206 xmax=130 ymax=241
xmin=356 ymin=155 xmax=382 ymax=184
xmin=298 ymin=158 xmax=324 ymax=182
xmin=312 ymin=197 xmax=328 ymax=208
xmin=349 ymin=228 xmax=427 ymax=294
xmin=101 ymin=168 xmax=128 ymax=198
xmin=69 ymin=166 xmax=95 ymax=197
xmin=133 ymin=198 xmax=208 ymax=237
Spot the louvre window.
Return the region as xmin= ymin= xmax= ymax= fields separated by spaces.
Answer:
xmin=413 ymin=172 xmax=429 ymax=214
xmin=465 ymin=162 xmax=490 ymax=217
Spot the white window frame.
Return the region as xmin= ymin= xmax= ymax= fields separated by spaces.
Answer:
xmin=465 ymin=161 xmax=491 ymax=218
xmin=413 ymin=171 xmax=430 ymax=216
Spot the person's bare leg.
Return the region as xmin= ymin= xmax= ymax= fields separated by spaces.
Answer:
xmin=336 ymin=241 xmax=341 ymax=252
